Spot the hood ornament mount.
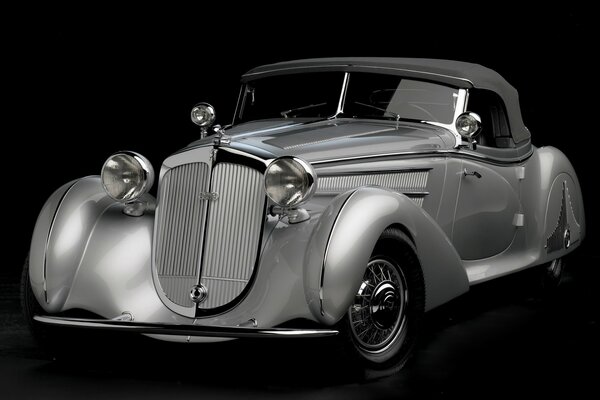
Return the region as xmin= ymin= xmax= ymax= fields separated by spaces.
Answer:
xmin=213 ymin=125 xmax=231 ymax=146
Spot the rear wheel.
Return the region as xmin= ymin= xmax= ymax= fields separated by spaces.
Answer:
xmin=338 ymin=228 xmax=425 ymax=372
xmin=540 ymin=257 xmax=564 ymax=294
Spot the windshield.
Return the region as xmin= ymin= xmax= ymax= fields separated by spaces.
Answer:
xmin=237 ymin=72 xmax=459 ymax=124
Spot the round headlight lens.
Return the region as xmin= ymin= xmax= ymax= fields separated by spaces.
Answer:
xmin=101 ymin=152 xmax=154 ymax=202
xmin=191 ymin=102 xmax=216 ymax=127
xmin=265 ymin=157 xmax=316 ymax=207
xmin=455 ymin=112 xmax=482 ymax=138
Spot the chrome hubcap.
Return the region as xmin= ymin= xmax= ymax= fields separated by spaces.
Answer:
xmin=370 ymin=282 xmax=400 ymax=329
xmin=349 ymin=258 xmax=407 ymax=352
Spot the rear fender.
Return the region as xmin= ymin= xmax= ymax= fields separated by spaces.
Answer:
xmin=305 ymin=187 xmax=469 ymax=325
xmin=522 ymin=147 xmax=585 ymax=263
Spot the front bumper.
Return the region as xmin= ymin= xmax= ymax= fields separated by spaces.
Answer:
xmin=34 ymin=316 xmax=338 ymax=339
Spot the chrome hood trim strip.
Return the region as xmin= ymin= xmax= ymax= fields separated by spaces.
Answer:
xmin=311 ymin=147 xmax=534 ymax=167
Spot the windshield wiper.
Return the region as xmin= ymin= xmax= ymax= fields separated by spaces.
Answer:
xmin=353 ymin=101 xmax=401 ymax=121
xmin=281 ymin=102 xmax=327 ymax=118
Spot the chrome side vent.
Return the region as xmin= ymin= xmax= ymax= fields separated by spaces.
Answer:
xmin=316 ymin=170 xmax=429 ymax=206
xmin=546 ymin=181 xmax=581 ymax=253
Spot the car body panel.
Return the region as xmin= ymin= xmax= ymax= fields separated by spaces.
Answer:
xmin=453 ymin=159 xmax=521 ymax=260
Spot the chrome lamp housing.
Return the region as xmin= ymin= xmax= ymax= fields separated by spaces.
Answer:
xmin=456 ymin=111 xmax=482 ymax=150
xmin=101 ymin=151 xmax=154 ymax=203
xmin=191 ymin=102 xmax=217 ymax=138
xmin=264 ymin=156 xmax=317 ymax=208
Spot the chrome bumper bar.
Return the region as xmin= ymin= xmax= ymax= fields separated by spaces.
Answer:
xmin=34 ymin=316 xmax=338 ymax=338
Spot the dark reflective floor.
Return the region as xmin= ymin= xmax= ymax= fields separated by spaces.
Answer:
xmin=1 ymin=254 xmax=598 ymax=399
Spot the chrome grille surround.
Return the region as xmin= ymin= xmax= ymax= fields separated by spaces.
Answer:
xmin=152 ymin=147 xmax=267 ymax=317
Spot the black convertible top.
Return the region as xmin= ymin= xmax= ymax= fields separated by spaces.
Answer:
xmin=243 ymin=58 xmax=530 ymax=143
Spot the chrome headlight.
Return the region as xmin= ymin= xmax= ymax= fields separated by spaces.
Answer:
xmin=101 ymin=152 xmax=154 ymax=202
xmin=265 ymin=156 xmax=317 ymax=207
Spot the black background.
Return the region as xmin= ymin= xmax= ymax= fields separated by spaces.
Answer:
xmin=5 ymin=8 xmax=596 ymax=300
xmin=2 ymin=5 xmax=598 ymax=397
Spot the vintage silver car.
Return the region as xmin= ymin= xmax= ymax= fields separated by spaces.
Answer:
xmin=23 ymin=58 xmax=585 ymax=371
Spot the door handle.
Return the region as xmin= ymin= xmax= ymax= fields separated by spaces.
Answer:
xmin=463 ymin=168 xmax=482 ymax=178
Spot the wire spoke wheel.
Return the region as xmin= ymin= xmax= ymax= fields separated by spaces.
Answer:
xmin=337 ymin=229 xmax=424 ymax=372
xmin=348 ymin=258 xmax=408 ymax=353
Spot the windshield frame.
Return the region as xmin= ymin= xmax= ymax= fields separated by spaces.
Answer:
xmin=233 ymin=71 xmax=468 ymax=146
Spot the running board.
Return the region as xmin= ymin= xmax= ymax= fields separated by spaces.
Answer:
xmin=34 ymin=316 xmax=338 ymax=338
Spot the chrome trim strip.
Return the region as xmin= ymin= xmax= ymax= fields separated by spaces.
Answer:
xmin=320 ymin=190 xmax=358 ymax=316
xmin=231 ymin=85 xmax=245 ymax=127
xmin=334 ymin=72 xmax=350 ymax=117
xmin=34 ymin=316 xmax=338 ymax=338
xmin=452 ymin=89 xmax=469 ymax=147
xmin=315 ymin=190 xmax=429 ymax=197
xmin=43 ymin=180 xmax=79 ymax=304
xmin=201 ymin=275 xmax=249 ymax=283
xmin=311 ymin=148 xmax=534 ymax=167
xmin=404 ymin=191 xmax=429 ymax=197
xmin=219 ymin=146 xmax=272 ymax=166
xmin=317 ymin=168 xmax=432 ymax=176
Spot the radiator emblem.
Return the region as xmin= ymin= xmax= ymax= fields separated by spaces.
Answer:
xmin=198 ymin=192 xmax=219 ymax=201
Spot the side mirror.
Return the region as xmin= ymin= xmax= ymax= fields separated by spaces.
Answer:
xmin=191 ymin=102 xmax=216 ymax=138
xmin=455 ymin=112 xmax=481 ymax=150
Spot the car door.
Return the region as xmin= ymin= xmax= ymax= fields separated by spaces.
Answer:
xmin=452 ymin=158 xmax=521 ymax=260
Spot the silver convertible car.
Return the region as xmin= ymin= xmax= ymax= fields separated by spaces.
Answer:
xmin=23 ymin=58 xmax=585 ymax=371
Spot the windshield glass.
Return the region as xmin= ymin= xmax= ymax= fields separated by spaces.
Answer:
xmin=237 ymin=72 xmax=459 ymax=124
xmin=238 ymin=72 xmax=344 ymax=122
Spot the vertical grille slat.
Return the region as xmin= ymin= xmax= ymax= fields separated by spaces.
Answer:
xmin=154 ymin=160 xmax=265 ymax=312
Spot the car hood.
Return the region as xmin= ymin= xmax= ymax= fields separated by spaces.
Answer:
xmin=188 ymin=118 xmax=456 ymax=163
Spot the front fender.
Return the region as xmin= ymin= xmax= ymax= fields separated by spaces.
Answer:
xmin=29 ymin=176 xmax=155 ymax=314
xmin=305 ymin=187 xmax=469 ymax=325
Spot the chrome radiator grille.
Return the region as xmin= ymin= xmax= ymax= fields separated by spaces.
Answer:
xmin=154 ymin=160 xmax=265 ymax=312
xmin=199 ymin=163 xmax=265 ymax=309
xmin=155 ymin=162 xmax=210 ymax=306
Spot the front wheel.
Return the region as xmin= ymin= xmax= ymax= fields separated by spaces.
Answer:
xmin=20 ymin=256 xmax=79 ymax=358
xmin=337 ymin=228 xmax=425 ymax=372
xmin=20 ymin=256 xmax=52 ymax=347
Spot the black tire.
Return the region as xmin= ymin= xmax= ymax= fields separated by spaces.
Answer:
xmin=540 ymin=257 xmax=564 ymax=294
xmin=337 ymin=228 xmax=425 ymax=373
xmin=20 ymin=256 xmax=77 ymax=358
